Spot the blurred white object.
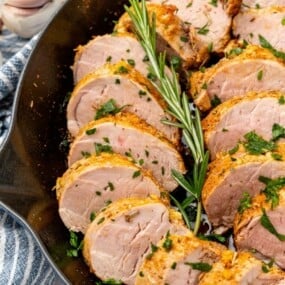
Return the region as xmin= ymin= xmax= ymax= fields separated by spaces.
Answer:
xmin=0 ymin=0 xmax=66 ymax=38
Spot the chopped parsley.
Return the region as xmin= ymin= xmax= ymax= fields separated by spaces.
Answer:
xmin=127 ymin=59 xmax=135 ymax=66
xmin=282 ymin=17 xmax=285 ymax=26
xmin=259 ymin=176 xmax=285 ymax=208
xmin=209 ymin=0 xmax=217 ymax=7
xmin=66 ymin=231 xmax=83 ymax=258
xmin=279 ymin=95 xmax=285 ymax=105
xmin=86 ymin=128 xmax=97 ymax=135
xmin=96 ymin=278 xmax=123 ymax=285
xmin=162 ymin=231 xmax=172 ymax=252
xmin=259 ymin=35 xmax=285 ymax=61
xmin=257 ymin=70 xmax=263 ymax=81
xmin=81 ymin=151 xmax=91 ymax=158
xmin=146 ymin=243 xmax=159 ymax=260
xmin=272 ymin=123 xmax=285 ymax=141
xmin=210 ymin=95 xmax=221 ymax=107
xmin=228 ymin=144 xmax=239 ymax=155
xmin=132 ymin=170 xmax=141 ymax=178
xmin=185 ymin=262 xmax=212 ymax=272
xmin=90 ymin=212 xmax=96 ymax=221
xmin=95 ymin=143 xmax=113 ymax=155
xmin=180 ymin=36 xmax=188 ymax=42
xmin=260 ymin=208 xmax=285 ymax=241
xmin=197 ymin=23 xmax=209 ymax=35
xmin=115 ymin=65 xmax=129 ymax=74
xmin=170 ymin=56 xmax=181 ymax=71
xmin=238 ymin=192 xmax=252 ymax=213
xmin=243 ymin=131 xmax=276 ymax=155
xmin=95 ymin=99 xmax=127 ymax=120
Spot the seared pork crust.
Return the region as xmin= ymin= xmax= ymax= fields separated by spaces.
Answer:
xmin=199 ymin=250 xmax=285 ymax=284
xmin=202 ymin=91 xmax=285 ymax=159
xmin=190 ymin=45 xmax=285 ymax=111
xmin=202 ymin=145 xmax=285 ymax=232
xmin=135 ymin=233 xmax=225 ymax=285
xmin=67 ymin=61 xmax=180 ymax=144
xmin=83 ymin=196 xmax=187 ymax=285
xmin=233 ymin=7 xmax=285 ymax=52
xmin=56 ymin=153 xmax=163 ymax=233
xmin=68 ymin=113 xmax=186 ymax=191
xmin=115 ymin=3 xmax=209 ymax=68
xmin=234 ymin=188 xmax=285 ymax=269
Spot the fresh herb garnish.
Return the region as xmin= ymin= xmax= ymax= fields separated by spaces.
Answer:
xmin=95 ymin=143 xmax=113 ymax=155
xmin=146 ymin=243 xmax=159 ymax=260
xmin=95 ymin=99 xmax=127 ymax=120
xmin=126 ymin=0 xmax=209 ymax=235
xmin=95 ymin=279 xmax=123 ymax=285
xmin=262 ymin=259 xmax=274 ymax=273
xmin=279 ymin=95 xmax=285 ymax=105
xmin=185 ymin=262 xmax=212 ymax=272
xmin=66 ymin=231 xmax=83 ymax=258
xmin=257 ymin=70 xmax=263 ymax=81
xmin=243 ymin=131 xmax=276 ymax=155
xmin=198 ymin=233 xmax=226 ymax=243
xmin=132 ymin=170 xmax=141 ymax=178
xmin=162 ymin=231 xmax=172 ymax=252
xmin=210 ymin=95 xmax=221 ymax=107
xmin=197 ymin=23 xmax=209 ymax=35
xmin=209 ymin=0 xmax=217 ymax=7
xmin=86 ymin=128 xmax=97 ymax=135
xmin=238 ymin=192 xmax=252 ymax=213
xmin=260 ymin=208 xmax=285 ymax=241
xmin=259 ymin=35 xmax=285 ymax=61
xmin=272 ymin=123 xmax=285 ymax=141
xmin=259 ymin=176 xmax=285 ymax=208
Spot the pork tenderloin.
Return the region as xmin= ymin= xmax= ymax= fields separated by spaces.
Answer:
xmin=202 ymin=91 xmax=285 ymax=160
xmin=73 ymin=33 xmax=149 ymax=84
xmin=135 ymin=233 xmax=225 ymax=285
xmin=233 ymin=7 xmax=285 ymax=52
xmin=234 ymin=188 xmax=285 ymax=269
xmin=190 ymin=45 xmax=285 ymax=111
xmin=67 ymin=61 xmax=180 ymax=144
xmin=115 ymin=3 xmax=209 ymax=69
xmin=56 ymin=153 xmax=164 ymax=233
xmin=202 ymin=145 xmax=285 ymax=233
xmin=199 ymin=250 xmax=285 ymax=284
xmin=83 ymin=196 xmax=187 ymax=285
xmin=68 ymin=113 xmax=186 ymax=191
xmin=147 ymin=0 xmax=233 ymax=53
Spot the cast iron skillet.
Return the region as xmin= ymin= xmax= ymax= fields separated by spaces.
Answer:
xmin=0 ymin=0 xmax=128 ymax=283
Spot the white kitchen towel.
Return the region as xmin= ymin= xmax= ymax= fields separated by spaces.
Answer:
xmin=0 ymin=202 xmax=68 ymax=285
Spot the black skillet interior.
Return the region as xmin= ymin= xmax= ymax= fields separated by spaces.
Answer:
xmin=0 ymin=0 xmax=128 ymax=283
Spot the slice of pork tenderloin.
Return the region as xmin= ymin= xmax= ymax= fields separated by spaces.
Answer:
xmin=67 ymin=60 xmax=180 ymax=145
xmin=190 ymin=44 xmax=285 ymax=111
xmin=234 ymin=188 xmax=285 ymax=269
xmin=202 ymin=91 xmax=285 ymax=160
xmin=202 ymin=145 xmax=285 ymax=233
xmin=233 ymin=7 xmax=285 ymax=52
xmin=135 ymin=233 xmax=225 ymax=285
xmin=115 ymin=3 xmax=209 ymax=69
xmin=199 ymin=250 xmax=285 ymax=285
xmin=147 ymin=0 xmax=234 ymax=53
xmin=68 ymin=112 xmax=186 ymax=191
xmin=73 ymin=32 xmax=149 ymax=84
xmin=242 ymin=0 xmax=285 ymax=9
xmin=56 ymin=152 xmax=164 ymax=233
xmin=83 ymin=196 xmax=188 ymax=285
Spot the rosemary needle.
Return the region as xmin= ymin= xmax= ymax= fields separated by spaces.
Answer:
xmin=126 ymin=0 xmax=209 ymax=235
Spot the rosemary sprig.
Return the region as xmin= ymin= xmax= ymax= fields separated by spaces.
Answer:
xmin=126 ymin=0 xmax=209 ymax=235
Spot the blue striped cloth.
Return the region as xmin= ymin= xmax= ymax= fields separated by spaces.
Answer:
xmin=0 ymin=30 xmax=68 ymax=285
